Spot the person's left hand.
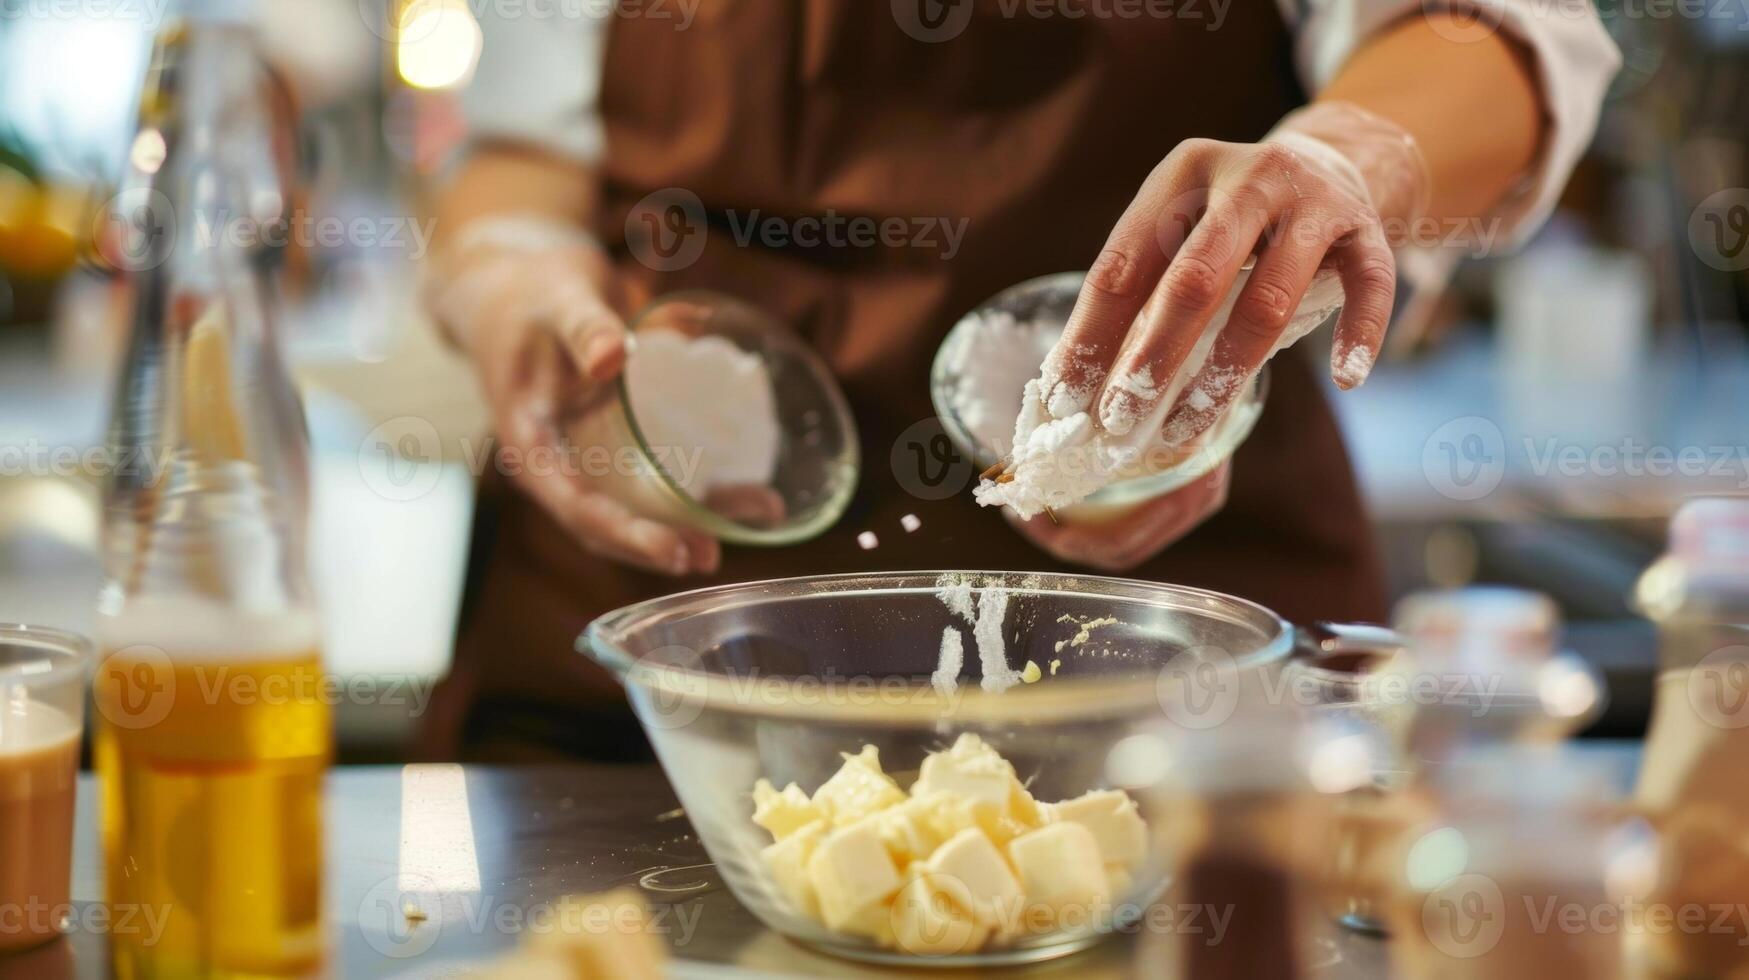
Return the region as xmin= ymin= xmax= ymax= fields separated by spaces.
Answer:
xmin=1005 ymin=463 xmax=1229 ymax=572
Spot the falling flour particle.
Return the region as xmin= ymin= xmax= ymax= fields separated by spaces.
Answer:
xmin=900 ymin=513 xmax=922 ymax=533
xmin=974 ymin=587 xmax=1023 ymax=693
xmin=933 ymin=627 xmax=964 ymax=697
xmin=857 ymin=531 xmax=879 ymax=550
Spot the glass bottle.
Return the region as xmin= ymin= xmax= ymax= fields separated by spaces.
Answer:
xmin=93 ymin=5 xmax=329 ymax=976
xmin=1390 ymin=587 xmax=1605 ymax=770
xmin=1387 ymin=745 xmax=1649 ymax=980
xmin=1634 ymin=497 xmax=1749 ymax=977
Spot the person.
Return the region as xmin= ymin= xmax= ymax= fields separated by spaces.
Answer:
xmin=418 ymin=1 xmax=1619 ymax=760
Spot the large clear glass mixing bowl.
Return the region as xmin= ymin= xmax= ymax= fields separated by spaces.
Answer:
xmin=580 ymin=570 xmax=1296 ymax=966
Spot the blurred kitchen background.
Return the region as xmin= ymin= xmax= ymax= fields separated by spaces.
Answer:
xmin=0 ymin=0 xmax=1745 ymax=757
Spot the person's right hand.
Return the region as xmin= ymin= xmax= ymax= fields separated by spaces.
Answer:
xmin=428 ymin=237 xmax=722 ymax=576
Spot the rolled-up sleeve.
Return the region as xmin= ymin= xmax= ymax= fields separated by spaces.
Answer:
xmin=458 ymin=5 xmax=611 ymax=165
xmin=1283 ymin=0 xmax=1622 ymax=250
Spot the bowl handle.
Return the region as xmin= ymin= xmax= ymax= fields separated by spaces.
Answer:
xmin=1291 ymin=621 xmax=1407 ymax=663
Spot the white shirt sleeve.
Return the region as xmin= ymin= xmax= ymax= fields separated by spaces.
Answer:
xmin=1280 ymin=0 xmax=1621 ymax=251
xmin=458 ymin=6 xmax=611 ymax=165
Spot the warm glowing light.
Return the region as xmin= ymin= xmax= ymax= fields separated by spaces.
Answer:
xmin=1307 ymin=732 xmax=1375 ymax=794
xmin=129 ymin=129 xmax=167 ymax=175
xmin=395 ymin=0 xmax=482 ymax=91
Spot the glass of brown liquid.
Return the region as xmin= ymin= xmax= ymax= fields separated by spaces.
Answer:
xmin=0 ymin=627 xmax=89 ymax=955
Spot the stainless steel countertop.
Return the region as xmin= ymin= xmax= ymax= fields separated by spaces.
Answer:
xmin=0 ymin=748 xmax=1642 ymax=979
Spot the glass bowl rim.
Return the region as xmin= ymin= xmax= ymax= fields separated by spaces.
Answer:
xmin=615 ymin=290 xmax=862 ymax=546
xmin=0 ymin=624 xmax=93 ymax=690
xmin=579 ymin=569 xmax=1295 ymax=725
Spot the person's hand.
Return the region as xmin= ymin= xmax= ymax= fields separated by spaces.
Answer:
xmin=1042 ymin=101 xmax=1430 ymax=449
xmin=426 ymin=227 xmax=721 ymax=576
xmin=1006 ymin=463 xmax=1229 ymax=572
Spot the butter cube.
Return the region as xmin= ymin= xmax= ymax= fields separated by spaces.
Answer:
xmin=813 ymin=746 xmax=907 ymax=826
xmin=873 ymin=795 xmax=949 ymax=863
xmin=762 ymin=819 xmax=827 ymax=919
xmin=807 ymin=819 xmax=904 ymax=939
xmin=911 ymin=734 xmax=1015 ymax=810
xmin=1007 ymin=823 xmax=1112 ymax=927
xmin=1045 ymin=789 xmax=1147 ymax=868
xmin=753 ymin=779 xmax=825 ymax=840
xmin=890 ymin=869 xmax=991 ymax=956
xmin=924 ymin=827 xmax=1025 ymax=932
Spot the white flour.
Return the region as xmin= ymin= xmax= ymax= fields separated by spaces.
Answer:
xmin=933 ymin=574 xmax=1022 ymax=694
xmin=973 ymin=267 xmax=1344 ymax=519
xmin=943 ymin=309 xmax=1061 ymax=455
xmin=623 ymin=330 xmax=781 ymax=494
xmin=932 ymin=627 xmax=963 ymax=697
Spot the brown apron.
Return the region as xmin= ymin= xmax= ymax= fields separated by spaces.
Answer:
xmin=419 ymin=1 xmax=1388 ymax=762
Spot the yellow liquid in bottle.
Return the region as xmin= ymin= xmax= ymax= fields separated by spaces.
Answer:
xmin=95 ymin=611 xmax=330 ymax=978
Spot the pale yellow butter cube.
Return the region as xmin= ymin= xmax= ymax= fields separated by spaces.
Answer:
xmin=924 ymin=827 xmax=1025 ymax=932
xmin=807 ymin=819 xmax=904 ymax=939
xmin=813 ymin=746 xmax=907 ymax=826
xmin=873 ymin=795 xmax=950 ymax=863
xmin=1007 ymin=822 xmax=1112 ymax=927
xmin=762 ymin=818 xmax=827 ymax=919
xmin=753 ymin=779 xmax=826 ymax=840
xmin=911 ymin=734 xmax=1016 ymax=810
xmin=1045 ymin=789 xmax=1147 ymax=868
xmin=890 ymin=869 xmax=992 ymax=956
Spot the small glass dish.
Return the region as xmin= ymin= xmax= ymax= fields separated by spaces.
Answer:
xmin=580 ymin=570 xmax=1298 ymax=966
xmin=564 ymin=291 xmax=859 ymax=546
xmin=930 ymin=271 xmax=1272 ymax=520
